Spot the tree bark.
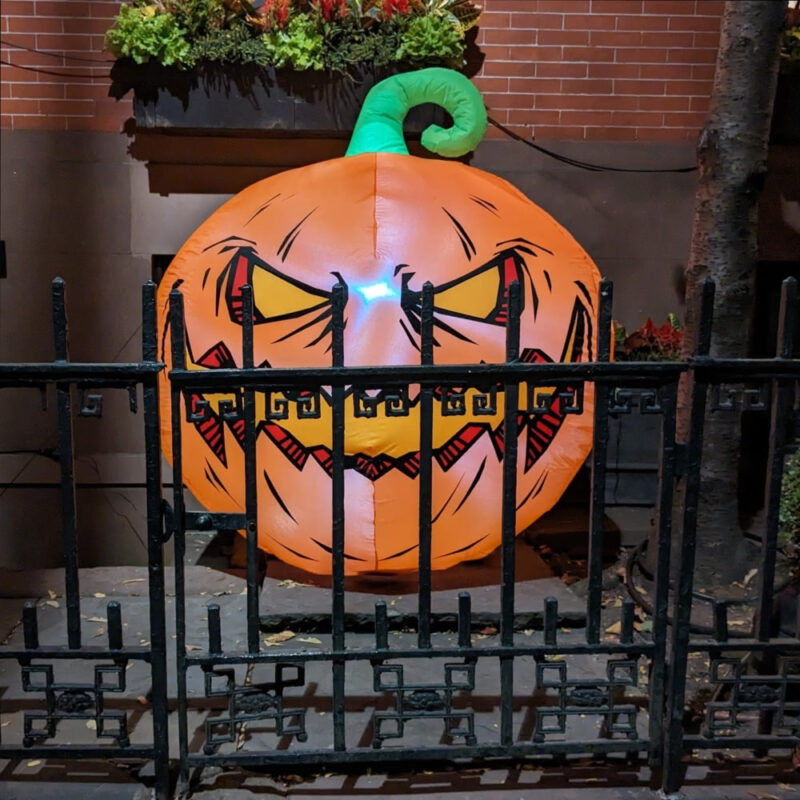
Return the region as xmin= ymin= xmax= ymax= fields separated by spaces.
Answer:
xmin=677 ymin=0 xmax=786 ymax=585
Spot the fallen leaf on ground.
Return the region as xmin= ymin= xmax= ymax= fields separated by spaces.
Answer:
xmin=45 ymin=600 xmax=59 ymax=608
xmin=93 ymin=592 xmax=106 ymax=599
xmin=297 ymin=636 xmax=322 ymax=645
xmin=777 ymin=784 xmax=796 ymax=792
xmin=87 ymin=616 xmax=106 ymax=623
xmin=47 ymin=590 xmax=57 ymax=599
xmin=743 ymin=568 xmax=758 ymax=586
xmin=605 ymin=621 xmax=622 ymax=635
xmin=86 ymin=720 xmax=97 ymax=730
xmin=749 ymin=793 xmax=780 ymax=800
xmin=137 ymin=696 xmax=148 ymax=706
xmin=265 ymin=630 xmax=295 ymax=644
xmin=185 ymin=644 xmax=202 ymax=651
xmin=26 ymin=760 xmax=41 ymax=767
xmin=123 ymin=578 xmax=145 ymax=584
xmin=277 ymin=579 xmax=299 ymax=588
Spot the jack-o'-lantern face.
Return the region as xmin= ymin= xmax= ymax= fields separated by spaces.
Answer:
xmin=157 ymin=71 xmax=600 ymax=576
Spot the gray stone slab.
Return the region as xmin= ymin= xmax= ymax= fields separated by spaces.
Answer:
xmin=259 ymin=541 xmax=585 ymax=633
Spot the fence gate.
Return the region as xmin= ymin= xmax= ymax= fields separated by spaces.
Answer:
xmin=0 ymin=276 xmax=799 ymax=799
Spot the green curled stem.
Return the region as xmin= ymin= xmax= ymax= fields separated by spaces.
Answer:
xmin=345 ymin=67 xmax=487 ymax=159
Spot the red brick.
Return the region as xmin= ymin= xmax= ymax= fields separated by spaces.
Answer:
xmin=588 ymin=62 xmax=639 ymax=78
xmin=8 ymin=81 xmax=65 ymax=98
xmin=535 ymin=93 xmax=586 ymax=109
xmin=3 ymin=49 xmax=65 ymax=68
xmin=566 ymin=93 xmax=638 ymax=109
xmin=564 ymin=13 xmax=617 ymax=30
xmin=695 ymin=0 xmax=724 ymax=16
xmin=589 ymin=31 xmax=643 ymax=47
xmin=559 ymin=110 xmax=614 ymax=125
xmin=508 ymin=77 xmax=563 ymax=94
xmin=62 ymin=16 xmax=115 ymax=34
xmin=691 ymin=63 xmax=715 ymax=80
xmin=562 ymin=78 xmax=613 ymax=94
xmin=483 ymin=92 xmax=534 ymax=110
xmin=478 ymin=45 xmax=511 ymax=61
xmin=590 ymin=0 xmax=643 ymax=12
xmin=689 ymin=95 xmax=710 ymax=111
xmin=640 ymin=63 xmax=693 ymax=79
xmin=537 ymin=30 xmax=590 ymax=45
xmin=668 ymin=14 xmax=721 ymax=31
xmin=7 ymin=16 xmax=63 ymax=32
xmin=481 ymin=61 xmax=536 ymax=78
xmin=610 ymin=109 xmax=663 ymax=125
xmin=89 ymin=2 xmax=118 ymax=19
xmin=36 ymin=33 xmax=95 ymax=50
xmin=0 ymin=64 xmax=39 ymax=82
xmin=35 ymin=1 xmax=91 ymax=16
xmin=39 ymin=98 xmax=93 ymax=115
xmin=477 ymin=12 xmax=510 ymax=28
xmin=532 ymin=125 xmax=586 ymax=139
xmin=538 ymin=0 xmax=589 ymax=11
xmin=507 ymin=109 xmax=561 ymax=126
xmin=2 ymin=98 xmax=40 ymax=114
xmin=643 ymin=0 xmax=696 ymax=13
xmin=2 ymin=0 xmax=36 ymax=13
xmin=12 ymin=114 xmax=67 ymax=129
xmin=564 ymin=46 xmax=615 ymax=62
xmin=617 ymin=14 xmax=669 ymax=30
xmin=482 ymin=0 xmax=533 ymax=11
xmin=482 ymin=28 xmax=536 ymax=45
xmin=0 ymin=32 xmax=37 ymax=49
xmin=509 ymin=45 xmax=563 ymax=61
xmin=616 ymin=47 xmax=669 ymax=63
xmin=641 ymin=31 xmax=694 ymax=47
xmin=614 ymin=79 xmax=666 ymax=94
xmin=472 ymin=76 xmax=510 ymax=93
xmin=663 ymin=111 xmax=707 ymax=127
xmin=693 ymin=31 xmax=720 ymax=48
xmin=584 ymin=125 xmax=637 ymax=140
xmin=510 ymin=13 xmax=564 ymax=29
xmin=638 ymin=94 xmax=690 ymax=110
xmin=664 ymin=79 xmax=713 ymax=95
xmin=537 ymin=62 xmax=587 ymax=77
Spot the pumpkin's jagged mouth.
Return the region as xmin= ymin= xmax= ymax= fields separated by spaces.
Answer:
xmin=182 ymin=299 xmax=590 ymax=481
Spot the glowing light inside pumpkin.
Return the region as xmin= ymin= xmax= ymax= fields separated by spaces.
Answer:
xmin=355 ymin=281 xmax=398 ymax=303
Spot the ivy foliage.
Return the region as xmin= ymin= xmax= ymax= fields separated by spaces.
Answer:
xmin=105 ymin=0 xmax=478 ymax=72
xmin=781 ymin=449 xmax=800 ymax=581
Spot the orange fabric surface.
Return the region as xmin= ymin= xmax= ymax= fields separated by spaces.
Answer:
xmin=156 ymin=152 xmax=601 ymax=574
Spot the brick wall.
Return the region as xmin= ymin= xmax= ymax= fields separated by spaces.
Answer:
xmin=1 ymin=0 xmax=723 ymax=139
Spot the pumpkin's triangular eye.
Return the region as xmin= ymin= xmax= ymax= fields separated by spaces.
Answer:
xmin=220 ymin=247 xmax=330 ymax=325
xmin=432 ymin=250 xmax=527 ymax=325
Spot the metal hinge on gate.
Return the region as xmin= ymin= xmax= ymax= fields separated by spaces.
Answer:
xmin=161 ymin=500 xmax=176 ymax=543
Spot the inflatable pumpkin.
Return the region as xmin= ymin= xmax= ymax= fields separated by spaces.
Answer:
xmin=157 ymin=69 xmax=600 ymax=576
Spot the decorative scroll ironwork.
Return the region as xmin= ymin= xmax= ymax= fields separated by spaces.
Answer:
xmin=20 ymin=662 xmax=130 ymax=747
xmin=372 ymin=661 xmax=477 ymax=747
xmin=77 ymin=389 xmax=103 ymax=417
xmin=608 ymin=387 xmax=663 ymax=415
xmin=528 ymin=384 xmax=584 ymax=415
xmin=708 ymin=384 xmax=769 ymax=412
xmin=353 ymin=387 xmax=411 ymax=418
xmin=702 ymin=656 xmax=800 ymax=738
xmin=202 ymin=662 xmax=308 ymax=753
xmin=534 ymin=657 xmax=640 ymax=742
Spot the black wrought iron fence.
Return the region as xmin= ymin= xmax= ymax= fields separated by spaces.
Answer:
xmin=0 ymin=275 xmax=798 ymax=800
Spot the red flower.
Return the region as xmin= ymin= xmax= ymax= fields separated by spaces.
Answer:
xmin=318 ymin=0 xmax=348 ymax=20
xmin=382 ymin=0 xmax=411 ymax=18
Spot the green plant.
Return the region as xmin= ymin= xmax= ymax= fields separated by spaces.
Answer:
xmin=780 ymin=448 xmax=800 ymax=580
xmin=396 ymin=11 xmax=465 ymax=67
xmin=262 ymin=13 xmax=325 ymax=69
xmin=105 ymin=4 xmax=192 ymax=66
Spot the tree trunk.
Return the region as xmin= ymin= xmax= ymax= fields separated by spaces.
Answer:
xmin=677 ymin=0 xmax=786 ymax=585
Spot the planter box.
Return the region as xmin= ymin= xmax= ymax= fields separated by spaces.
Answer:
xmin=112 ymin=61 xmax=449 ymax=135
xmin=771 ymin=72 xmax=800 ymax=145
